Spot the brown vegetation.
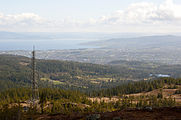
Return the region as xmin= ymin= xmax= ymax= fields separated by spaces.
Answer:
xmin=35 ymin=107 xmax=181 ymax=120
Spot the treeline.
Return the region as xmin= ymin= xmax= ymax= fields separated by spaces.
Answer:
xmin=0 ymin=87 xmax=91 ymax=119
xmin=89 ymin=78 xmax=181 ymax=97
xmin=0 ymin=87 xmax=178 ymax=119
xmin=0 ymin=78 xmax=180 ymax=119
xmin=0 ymin=88 xmax=86 ymax=105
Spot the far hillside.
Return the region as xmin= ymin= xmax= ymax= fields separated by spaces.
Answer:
xmin=109 ymin=60 xmax=181 ymax=78
xmin=1 ymin=54 xmax=181 ymax=92
xmin=84 ymin=35 xmax=181 ymax=49
xmin=0 ymin=54 xmax=146 ymax=91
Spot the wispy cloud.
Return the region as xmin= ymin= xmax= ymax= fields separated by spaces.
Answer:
xmin=0 ymin=13 xmax=44 ymax=26
xmin=0 ymin=0 xmax=181 ymax=32
xmin=93 ymin=0 xmax=181 ymax=25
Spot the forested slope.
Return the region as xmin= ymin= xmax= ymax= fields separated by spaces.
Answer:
xmin=0 ymin=55 xmax=145 ymax=91
xmin=1 ymin=54 xmax=181 ymax=92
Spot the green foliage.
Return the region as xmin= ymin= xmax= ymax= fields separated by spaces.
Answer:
xmin=91 ymin=78 xmax=181 ymax=97
xmin=0 ymin=55 xmax=180 ymax=120
xmin=0 ymin=55 xmax=135 ymax=91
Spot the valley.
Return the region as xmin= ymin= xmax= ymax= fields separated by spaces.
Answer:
xmin=1 ymin=34 xmax=181 ymax=119
xmin=1 ymin=0 xmax=181 ymax=119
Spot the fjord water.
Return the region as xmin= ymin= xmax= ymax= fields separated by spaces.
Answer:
xmin=0 ymin=39 xmax=97 ymax=50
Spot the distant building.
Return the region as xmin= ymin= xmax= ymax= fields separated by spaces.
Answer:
xmin=149 ymin=74 xmax=170 ymax=78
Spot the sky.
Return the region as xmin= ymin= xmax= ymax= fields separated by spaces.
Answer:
xmin=0 ymin=0 xmax=181 ymax=33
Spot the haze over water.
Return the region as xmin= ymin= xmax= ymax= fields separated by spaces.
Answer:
xmin=0 ymin=39 xmax=97 ymax=50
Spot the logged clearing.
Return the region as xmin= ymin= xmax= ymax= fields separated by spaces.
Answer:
xmin=89 ymin=85 xmax=181 ymax=104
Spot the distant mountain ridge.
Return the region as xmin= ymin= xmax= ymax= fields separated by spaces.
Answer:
xmin=1 ymin=34 xmax=181 ymax=65
xmin=84 ymin=35 xmax=181 ymax=49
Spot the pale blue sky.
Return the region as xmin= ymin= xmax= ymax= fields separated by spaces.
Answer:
xmin=0 ymin=0 xmax=181 ymax=33
xmin=0 ymin=0 xmax=165 ymax=19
